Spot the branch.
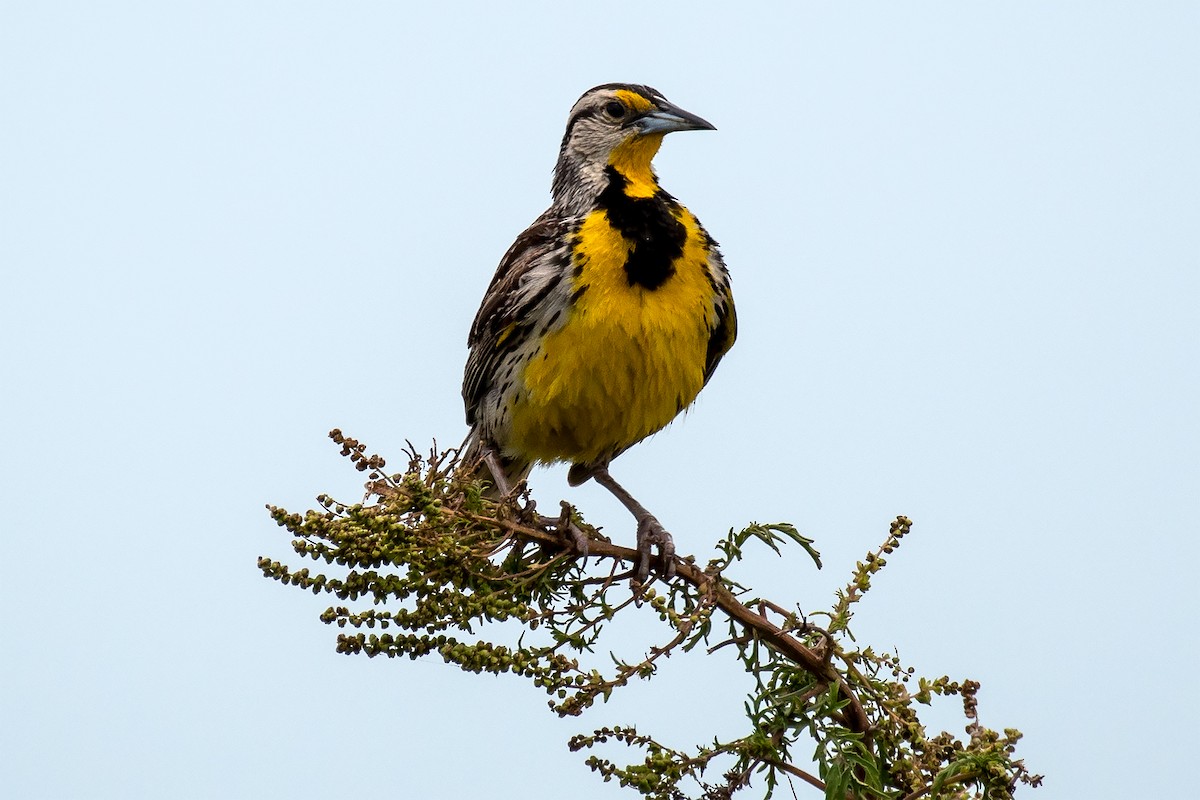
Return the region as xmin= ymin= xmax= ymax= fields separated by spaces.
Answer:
xmin=485 ymin=513 xmax=873 ymax=744
xmin=263 ymin=433 xmax=1042 ymax=799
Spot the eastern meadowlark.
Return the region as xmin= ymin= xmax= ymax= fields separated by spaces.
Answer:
xmin=463 ymin=83 xmax=736 ymax=581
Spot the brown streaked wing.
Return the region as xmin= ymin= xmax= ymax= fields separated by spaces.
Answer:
xmin=463 ymin=210 xmax=569 ymax=425
xmin=703 ymin=254 xmax=737 ymax=386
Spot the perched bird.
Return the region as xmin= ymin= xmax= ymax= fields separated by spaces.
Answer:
xmin=462 ymin=83 xmax=736 ymax=581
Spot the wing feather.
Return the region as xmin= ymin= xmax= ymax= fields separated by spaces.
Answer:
xmin=463 ymin=211 xmax=570 ymax=425
xmin=703 ymin=250 xmax=737 ymax=386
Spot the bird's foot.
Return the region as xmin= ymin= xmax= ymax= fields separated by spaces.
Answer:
xmin=633 ymin=513 xmax=676 ymax=587
xmin=538 ymin=501 xmax=589 ymax=558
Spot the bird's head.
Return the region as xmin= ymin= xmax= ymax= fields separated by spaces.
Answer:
xmin=553 ymin=84 xmax=715 ymax=205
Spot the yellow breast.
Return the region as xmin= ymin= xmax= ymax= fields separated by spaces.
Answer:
xmin=509 ymin=206 xmax=718 ymax=465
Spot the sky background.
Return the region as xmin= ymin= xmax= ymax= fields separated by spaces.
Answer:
xmin=3 ymin=2 xmax=1197 ymax=798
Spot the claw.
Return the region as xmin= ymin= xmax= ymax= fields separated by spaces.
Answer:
xmin=586 ymin=465 xmax=678 ymax=587
xmin=565 ymin=522 xmax=590 ymax=558
xmin=538 ymin=502 xmax=589 ymax=558
xmin=634 ymin=514 xmax=676 ymax=584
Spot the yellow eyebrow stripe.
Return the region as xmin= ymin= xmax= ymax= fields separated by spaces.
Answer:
xmin=614 ymin=89 xmax=654 ymax=114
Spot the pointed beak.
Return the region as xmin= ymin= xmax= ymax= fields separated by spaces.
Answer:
xmin=634 ymin=99 xmax=716 ymax=135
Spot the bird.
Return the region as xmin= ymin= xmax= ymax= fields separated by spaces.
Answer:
xmin=462 ymin=83 xmax=736 ymax=583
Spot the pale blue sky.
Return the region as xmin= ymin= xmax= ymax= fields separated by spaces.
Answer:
xmin=2 ymin=3 xmax=1197 ymax=798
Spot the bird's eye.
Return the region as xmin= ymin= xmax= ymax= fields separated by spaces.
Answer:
xmin=604 ymin=100 xmax=626 ymax=119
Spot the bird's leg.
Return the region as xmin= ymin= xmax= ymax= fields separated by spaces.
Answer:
xmin=479 ymin=448 xmax=534 ymax=565
xmin=481 ymin=450 xmax=516 ymax=496
xmin=589 ymin=467 xmax=676 ymax=584
xmin=480 ymin=449 xmax=589 ymax=558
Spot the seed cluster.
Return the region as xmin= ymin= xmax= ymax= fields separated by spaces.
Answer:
xmin=260 ymin=430 xmax=1042 ymax=799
